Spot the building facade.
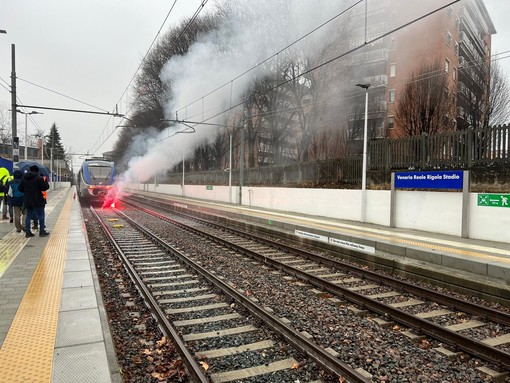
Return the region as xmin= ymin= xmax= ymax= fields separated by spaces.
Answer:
xmin=350 ymin=0 xmax=495 ymax=138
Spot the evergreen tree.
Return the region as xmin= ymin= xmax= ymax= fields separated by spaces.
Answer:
xmin=47 ymin=123 xmax=67 ymax=165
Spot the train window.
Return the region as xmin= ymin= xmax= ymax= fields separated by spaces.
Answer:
xmin=88 ymin=166 xmax=112 ymax=183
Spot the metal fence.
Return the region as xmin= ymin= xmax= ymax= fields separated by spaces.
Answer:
xmin=160 ymin=158 xmax=362 ymax=187
xmin=370 ymin=124 xmax=509 ymax=170
xmin=0 ymin=144 xmax=40 ymax=160
xmin=159 ymin=125 xmax=509 ymax=187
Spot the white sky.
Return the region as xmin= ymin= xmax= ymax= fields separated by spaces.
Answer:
xmin=0 ymin=0 xmax=509 ymax=171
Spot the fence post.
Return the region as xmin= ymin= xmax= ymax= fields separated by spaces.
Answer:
xmin=421 ymin=133 xmax=428 ymax=169
xmin=467 ymin=128 xmax=473 ymax=168
xmin=390 ymin=172 xmax=396 ymax=228
xmin=385 ymin=139 xmax=391 ymax=171
xmin=461 ymin=170 xmax=470 ymax=238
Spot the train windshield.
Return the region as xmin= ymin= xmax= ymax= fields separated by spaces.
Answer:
xmin=88 ymin=165 xmax=112 ymax=184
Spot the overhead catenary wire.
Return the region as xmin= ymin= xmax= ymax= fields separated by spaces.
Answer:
xmin=86 ymin=0 xmax=180 ymax=154
xmin=17 ymin=77 xmax=109 ymax=113
xmin=174 ymin=0 xmax=363 ymax=117
xmin=0 ymin=1 xmax=503 ymax=153
xmin=176 ymin=14 xmax=510 ymax=130
xmin=169 ymin=0 xmax=463 ymax=130
xmin=181 ymin=49 xmax=510 ymax=129
xmin=89 ymin=0 xmax=210 ymax=154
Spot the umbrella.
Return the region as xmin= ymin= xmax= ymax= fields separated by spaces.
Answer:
xmin=15 ymin=161 xmax=51 ymax=178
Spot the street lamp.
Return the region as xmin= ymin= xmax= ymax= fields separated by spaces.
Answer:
xmin=33 ymin=133 xmax=45 ymax=166
xmin=16 ymin=110 xmax=43 ymax=160
xmin=355 ymin=83 xmax=370 ymax=223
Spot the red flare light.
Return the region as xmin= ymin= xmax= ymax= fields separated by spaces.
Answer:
xmin=101 ymin=185 xmax=119 ymax=209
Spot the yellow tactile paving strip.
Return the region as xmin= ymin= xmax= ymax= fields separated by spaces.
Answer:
xmin=309 ymin=222 xmax=510 ymax=265
xmin=0 ymin=191 xmax=72 ymax=383
xmin=163 ymin=194 xmax=510 ymax=265
xmin=0 ymin=233 xmax=29 ymax=278
xmin=0 ymin=192 xmax=63 ymax=278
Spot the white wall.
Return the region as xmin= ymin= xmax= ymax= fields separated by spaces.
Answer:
xmin=469 ymin=194 xmax=510 ymax=242
xmin=395 ymin=191 xmax=462 ymax=236
xmin=128 ymin=183 xmax=509 ymax=244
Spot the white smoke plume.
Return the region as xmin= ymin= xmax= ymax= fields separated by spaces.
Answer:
xmin=120 ymin=0 xmax=357 ymax=185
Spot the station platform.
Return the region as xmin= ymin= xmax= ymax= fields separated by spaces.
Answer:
xmin=0 ymin=187 xmax=119 ymax=383
xmin=132 ymin=190 xmax=510 ymax=305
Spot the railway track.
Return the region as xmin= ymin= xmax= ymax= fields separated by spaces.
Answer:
xmin=119 ymin=195 xmax=510 ymax=381
xmin=90 ymin=206 xmax=370 ymax=383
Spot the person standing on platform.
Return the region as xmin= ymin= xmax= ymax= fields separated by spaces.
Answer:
xmin=19 ymin=165 xmax=50 ymax=238
xmin=6 ymin=170 xmax=24 ymax=232
xmin=6 ymin=174 xmax=14 ymax=223
xmin=0 ymin=167 xmax=10 ymax=220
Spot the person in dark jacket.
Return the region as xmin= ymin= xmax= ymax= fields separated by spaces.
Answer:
xmin=6 ymin=170 xmax=24 ymax=232
xmin=18 ymin=165 xmax=50 ymax=238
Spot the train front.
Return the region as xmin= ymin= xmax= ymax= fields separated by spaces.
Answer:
xmin=81 ymin=161 xmax=116 ymax=200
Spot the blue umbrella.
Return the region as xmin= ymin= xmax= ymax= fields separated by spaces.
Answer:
xmin=15 ymin=161 xmax=51 ymax=178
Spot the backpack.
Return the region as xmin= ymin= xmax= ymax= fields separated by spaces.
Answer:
xmin=9 ymin=180 xmax=23 ymax=198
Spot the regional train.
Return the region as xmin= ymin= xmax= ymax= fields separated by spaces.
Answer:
xmin=76 ymin=158 xmax=116 ymax=201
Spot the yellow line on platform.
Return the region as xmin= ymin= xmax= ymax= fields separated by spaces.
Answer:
xmin=0 ymin=232 xmax=29 ymax=278
xmin=0 ymin=190 xmax=72 ymax=383
xmin=241 ymin=208 xmax=510 ymax=265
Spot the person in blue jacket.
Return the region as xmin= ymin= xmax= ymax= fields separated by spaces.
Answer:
xmin=6 ymin=170 xmax=24 ymax=232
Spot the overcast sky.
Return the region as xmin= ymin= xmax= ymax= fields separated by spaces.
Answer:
xmin=0 ymin=0 xmax=509 ymax=171
xmin=0 ymin=0 xmax=212 ymax=170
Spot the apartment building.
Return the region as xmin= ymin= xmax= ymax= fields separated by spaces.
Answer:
xmin=350 ymin=0 xmax=495 ymax=138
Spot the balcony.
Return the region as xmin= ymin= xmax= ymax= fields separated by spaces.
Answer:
xmin=459 ymin=11 xmax=486 ymax=56
xmin=353 ymin=22 xmax=388 ymax=38
xmin=351 ymin=48 xmax=389 ymax=65
xmin=361 ymin=75 xmax=388 ymax=88
xmin=372 ymin=100 xmax=388 ymax=111
xmin=459 ymin=31 xmax=483 ymax=64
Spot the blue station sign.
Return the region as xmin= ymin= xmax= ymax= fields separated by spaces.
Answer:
xmin=395 ymin=170 xmax=464 ymax=190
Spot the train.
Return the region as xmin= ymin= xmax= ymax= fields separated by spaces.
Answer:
xmin=76 ymin=158 xmax=116 ymax=201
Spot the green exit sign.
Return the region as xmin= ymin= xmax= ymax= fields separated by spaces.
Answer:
xmin=206 ymin=185 xmax=213 ymax=190
xmin=477 ymin=194 xmax=510 ymax=208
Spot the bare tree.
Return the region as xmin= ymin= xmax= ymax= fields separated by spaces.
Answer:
xmin=0 ymin=103 xmax=11 ymax=146
xmin=256 ymin=75 xmax=297 ymax=164
xmin=209 ymin=129 xmax=231 ymax=170
xmin=132 ymin=14 xmax=218 ymax=123
xmin=112 ymin=14 xmax=219 ymax=166
xmin=486 ymin=60 xmax=510 ymax=126
xmin=395 ymin=61 xmax=456 ymax=136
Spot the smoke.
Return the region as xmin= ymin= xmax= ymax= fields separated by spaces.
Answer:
xmin=120 ymin=0 xmax=356 ymax=185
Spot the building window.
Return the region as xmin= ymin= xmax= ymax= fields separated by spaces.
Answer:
xmin=445 ymin=58 xmax=450 ymax=73
xmin=455 ymin=42 xmax=459 ymax=55
xmin=447 ymin=6 xmax=453 ymax=18
xmin=456 ymin=18 xmax=461 ymax=30
xmin=390 ymin=64 xmax=396 ymax=77
xmin=389 ymin=89 xmax=395 ymax=103
xmin=453 ymin=67 xmax=457 ymax=81
xmin=388 ymin=116 xmax=395 ymax=129
xmin=390 ymin=37 xmax=397 ymax=50
xmin=445 ymin=31 xmax=452 ymax=46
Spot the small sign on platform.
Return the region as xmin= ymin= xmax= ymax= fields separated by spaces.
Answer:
xmin=477 ymin=194 xmax=510 ymax=208
xmin=295 ymin=230 xmax=375 ymax=254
